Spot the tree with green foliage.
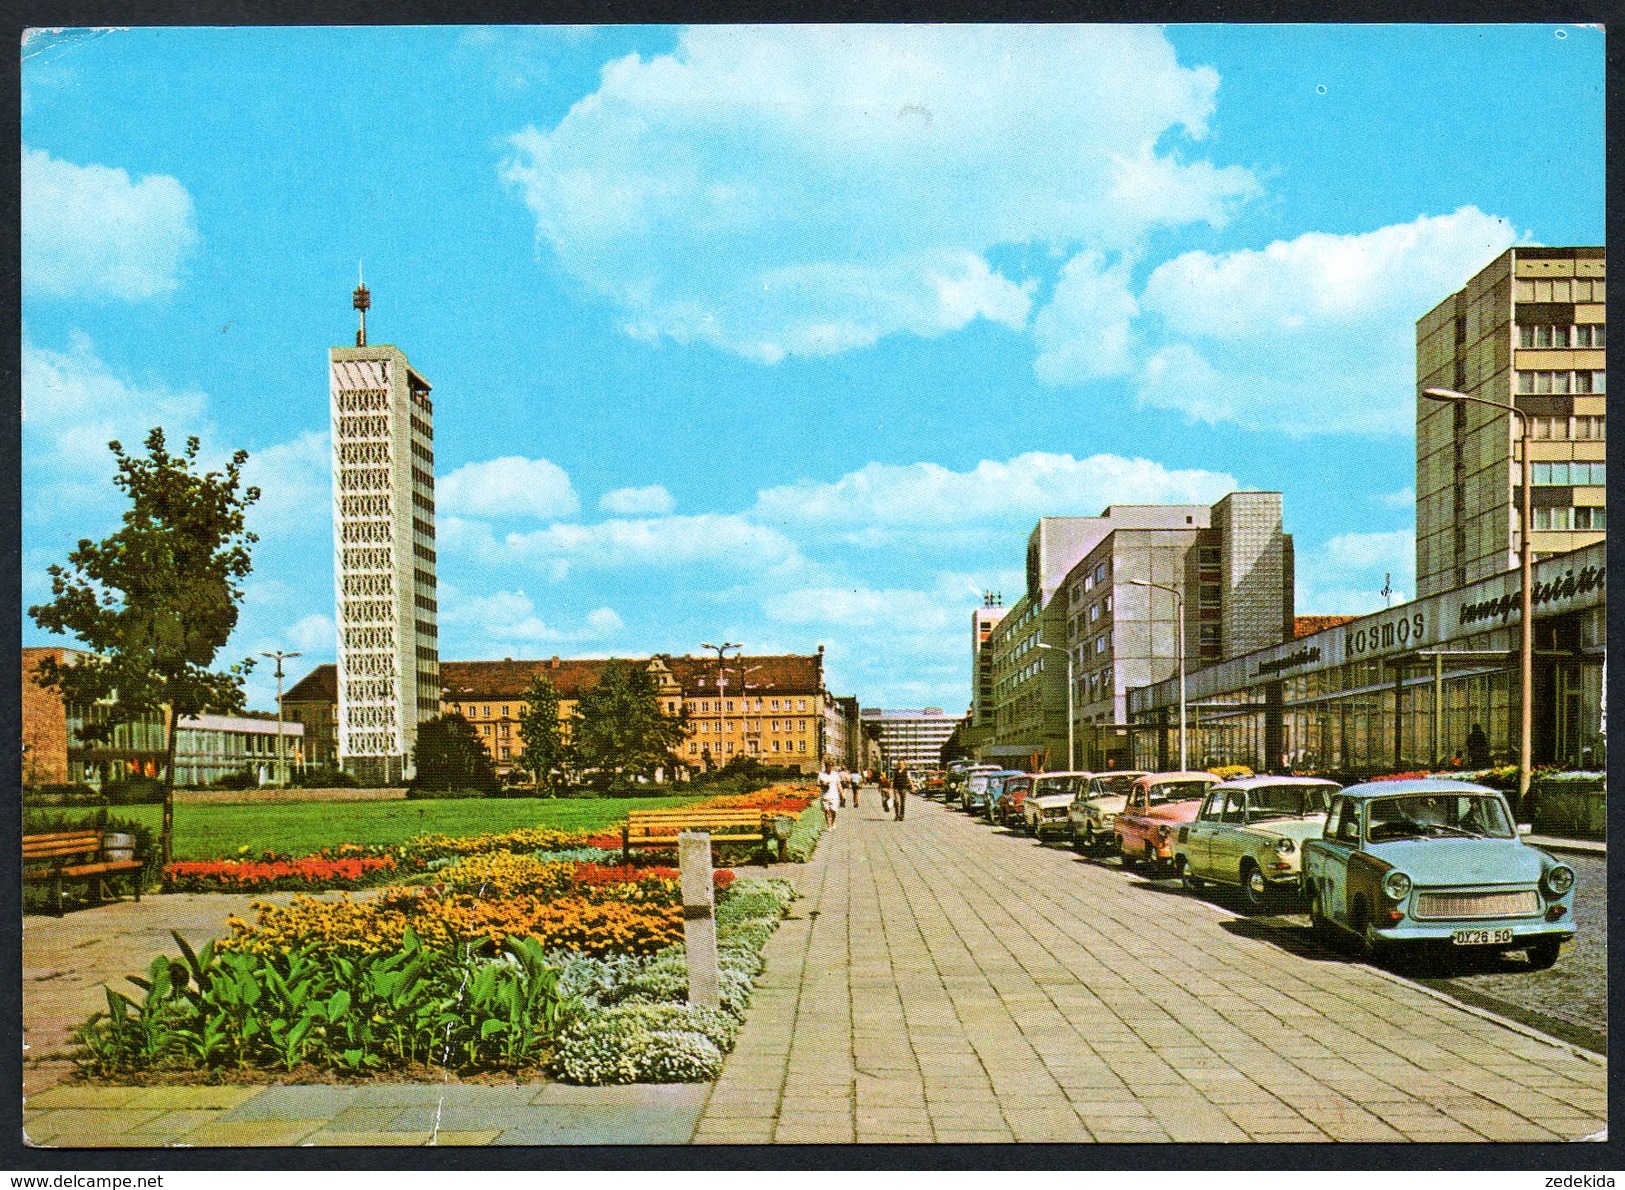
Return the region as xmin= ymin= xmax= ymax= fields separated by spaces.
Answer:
xmin=411 ymin=712 xmax=501 ymax=795
xmin=572 ymin=661 xmax=689 ymax=789
xmin=517 ymin=673 xmax=570 ymax=793
xmin=28 ymin=429 xmax=260 ymax=869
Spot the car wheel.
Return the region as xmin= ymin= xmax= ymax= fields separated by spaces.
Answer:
xmin=1144 ymin=845 xmax=1161 ymax=876
xmin=1308 ymin=883 xmax=1337 ymax=943
xmin=1118 ymin=838 xmax=1136 ymax=869
xmin=1526 ymin=937 xmax=1562 ymax=970
xmin=1351 ymin=898 xmax=1387 ymax=963
xmin=1073 ymin=826 xmax=1089 ymax=855
xmin=1177 ymin=856 xmax=1203 ymax=892
xmin=1240 ymin=861 xmax=1272 ymax=913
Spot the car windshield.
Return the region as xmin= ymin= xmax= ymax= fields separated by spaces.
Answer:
xmin=1365 ymin=793 xmax=1515 ymax=842
xmin=1006 ymin=779 xmax=1030 ymax=795
xmin=1037 ymin=776 xmax=1085 ymax=796
xmin=1092 ymin=774 xmax=1140 ymax=797
xmin=1145 ymin=781 xmax=1211 ymax=806
xmin=969 ymin=775 xmax=991 ymax=792
xmin=1247 ymin=785 xmax=1332 ymax=822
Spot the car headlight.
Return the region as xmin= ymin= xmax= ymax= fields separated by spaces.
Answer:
xmin=1274 ymin=837 xmax=1296 ymax=856
xmin=1545 ymin=864 xmax=1576 ymax=896
xmin=1382 ymin=870 xmax=1412 ymax=901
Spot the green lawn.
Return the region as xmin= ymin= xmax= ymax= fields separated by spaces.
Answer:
xmin=108 ymin=794 xmax=705 ymax=859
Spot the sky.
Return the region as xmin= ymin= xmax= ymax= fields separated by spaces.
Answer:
xmin=20 ymin=24 xmax=1606 ymax=714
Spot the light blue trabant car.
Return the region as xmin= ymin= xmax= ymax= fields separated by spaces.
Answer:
xmin=1300 ymin=779 xmax=1577 ymax=967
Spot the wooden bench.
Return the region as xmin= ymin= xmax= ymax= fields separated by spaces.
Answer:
xmin=621 ymin=809 xmax=779 ymax=863
xmin=23 ymin=830 xmax=144 ymax=916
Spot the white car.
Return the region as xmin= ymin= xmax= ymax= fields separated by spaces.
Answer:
xmin=1021 ymin=771 xmax=1093 ymax=838
xmin=1067 ymin=770 xmax=1149 ymax=855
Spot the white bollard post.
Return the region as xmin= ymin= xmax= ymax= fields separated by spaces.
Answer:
xmin=679 ymin=831 xmax=721 ymax=1009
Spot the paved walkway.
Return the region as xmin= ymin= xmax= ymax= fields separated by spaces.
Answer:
xmin=22 ymin=794 xmax=1609 ymax=1146
xmin=694 ymin=795 xmax=1607 ymax=1144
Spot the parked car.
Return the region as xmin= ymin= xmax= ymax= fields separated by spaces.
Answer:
xmin=1021 ymin=771 xmax=1093 ymax=838
xmin=922 ymin=769 xmax=948 ymax=796
xmin=1114 ymin=772 xmax=1223 ymax=873
xmin=1067 ymin=770 xmax=1150 ymax=855
xmin=989 ymin=773 xmax=1034 ymax=824
xmin=1174 ymin=776 xmax=1341 ymax=909
xmin=1300 ymin=779 xmax=1577 ymax=967
xmin=960 ymin=768 xmax=1013 ymax=814
xmin=945 ymin=764 xmax=996 ymax=805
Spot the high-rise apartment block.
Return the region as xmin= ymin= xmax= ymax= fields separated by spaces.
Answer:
xmin=1416 ymin=247 xmax=1606 ymax=598
xmin=861 ymin=707 xmax=960 ymax=770
xmin=329 ymin=284 xmax=439 ymax=784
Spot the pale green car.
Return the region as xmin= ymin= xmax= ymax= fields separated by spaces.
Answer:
xmin=1173 ymin=776 xmax=1342 ymax=910
xmin=1066 ymin=770 xmax=1149 ymax=855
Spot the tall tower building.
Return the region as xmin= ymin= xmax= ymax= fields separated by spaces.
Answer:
xmin=329 ymin=280 xmax=439 ymax=784
xmin=1416 ymin=247 xmax=1606 ymax=598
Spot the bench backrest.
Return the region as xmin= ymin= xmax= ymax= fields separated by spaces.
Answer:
xmin=23 ymin=831 xmax=103 ymax=861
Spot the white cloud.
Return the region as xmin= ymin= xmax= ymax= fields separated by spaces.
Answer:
xmin=441 ymin=588 xmax=623 ymax=643
xmin=23 ymin=146 xmax=200 ymax=300
xmin=1132 ymin=207 xmax=1522 ymax=434
xmin=443 ymin=512 xmax=802 ymax=578
xmin=243 ymin=431 xmax=330 ymax=534
xmin=1375 ymin=486 xmax=1416 ymax=509
xmin=502 ymin=25 xmax=1257 ymax=363
xmin=1032 ymin=250 xmax=1139 ymax=384
xmin=753 ymin=451 xmax=1235 ymax=533
xmin=600 ymin=484 xmax=675 ymax=515
xmin=287 ymin=613 xmax=336 ymax=653
xmin=22 ymin=332 xmax=212 ymax=506
xmin=438 ymin=456 xmax=579 ymax=519
xmin=1296 ymin=529 xmax=1415 ymax=615
xmin=763 ymin=585 xmax=956 ymax=632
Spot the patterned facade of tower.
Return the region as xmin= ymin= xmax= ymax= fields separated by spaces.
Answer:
xmin=329 ymin=334 xmax=439 ymax=784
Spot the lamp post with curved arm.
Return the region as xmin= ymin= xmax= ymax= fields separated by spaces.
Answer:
xmin=1423 ymin=386 xmax=1533 ymax=810
xmin=1129 ymin=579 xmax=1186 ymax=771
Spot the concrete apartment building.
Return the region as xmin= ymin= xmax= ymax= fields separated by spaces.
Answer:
xmin=980 ymin=505 xmax=1222 ymax=769
xmin=964 ymin=594 xmax=1009 ymax=755
xmin=329 ymin=283 xmax=440 ymax=784
xmin=860 ymin=706 xmax=960 ymax=770
xmin=1059 ymin=492 xmax=1293 ymax=770
xmin=1416 ymin=247 xmax=1606 ymax=598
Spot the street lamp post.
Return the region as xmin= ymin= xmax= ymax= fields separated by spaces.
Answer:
xmin=1423 ymin=387 xmax=1534 ymax=810
xmin=259 ymin=650 xmax=302 ymax=786
xmin=700 ymin=642 xmax=741 ymax=769
xmin=1035 ymin=642 xmax=1075 ymax=771
xmin=1129 ymin=579 xmax=1186 ymax=771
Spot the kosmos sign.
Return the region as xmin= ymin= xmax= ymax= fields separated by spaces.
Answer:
xmin=1346 ymin=611 xmax=1427 ymax=657
xmin=1457 ymin=563 xmax=1607 ymax=627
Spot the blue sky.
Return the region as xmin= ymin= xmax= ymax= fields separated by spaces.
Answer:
xmin=21 ymin=24 xmax=1605 ymax=713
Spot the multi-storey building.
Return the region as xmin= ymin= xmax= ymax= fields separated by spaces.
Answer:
xmin=23 ymin=647 xmax=301 ymax=789
xmin=860 ymin=707 xmax=959 ymax=770
xmin=1060 ymin=492 xmax=1294 ymax=770
xmin=329 ymin=283 xmax=439 ymax=784
xmin=981 ymin=506 xmax=1214 ymax=768
xmin=283 ymin=650 xmax=834 ymax=781
xmin=822 ymin=694 xmax=863 ymax=771
xmin=1416 ymin=247 xmax=1605 ymax=598
xmin=965 ymin=594 xmax=1008 ymax=754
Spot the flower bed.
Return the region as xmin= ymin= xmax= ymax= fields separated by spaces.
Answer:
xmin=164 ymin=854 xmax=396 ymax=893
xmin=74 ymin=876 xmax=797 ymax=1083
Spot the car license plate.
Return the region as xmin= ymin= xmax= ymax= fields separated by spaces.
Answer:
xmin=1451 ymin=928 xmax=1514 ymax=946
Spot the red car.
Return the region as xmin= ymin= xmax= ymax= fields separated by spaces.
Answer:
xmin=1114 ymin=771 xmax=1221 ymax=874
xmin=989 ymin=773 xmax=1033 ymax=824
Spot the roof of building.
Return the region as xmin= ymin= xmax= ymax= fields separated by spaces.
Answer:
xmin=861 ymin=707 xmax=952 ymax=720
xmin=1294 ymin=615 xmax=1358 ymax=638
xmin=662 ymin=653 xmax=824 ymax=696
xmin=284 ymin=664 xmax=338 ymax=703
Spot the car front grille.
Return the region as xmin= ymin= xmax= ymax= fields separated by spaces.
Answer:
xmin=1044 ymin=807 xmax=1067 ymax=818
xmin=1412 ymin=888 xmax=1541 ymax=920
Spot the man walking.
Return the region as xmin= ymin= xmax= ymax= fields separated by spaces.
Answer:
xmin=819 ymin=760 xmax=841 ymax=829
xmin=892 ymin=765 xmax=912 ymax=821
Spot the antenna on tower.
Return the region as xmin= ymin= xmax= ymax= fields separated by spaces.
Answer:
xmin=352 ymin=262 xmax=370 ymax=347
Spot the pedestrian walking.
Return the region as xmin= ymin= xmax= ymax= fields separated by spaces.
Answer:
xmin=892 ymin=765 xmax=911 ymax=821
xmin=844 ymin=766 xmax=860 ymax=809
xmin=819 ymin=760 xmax=841 ymax=829
xmin=879 ymin=770 xmax=892 ymax=814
